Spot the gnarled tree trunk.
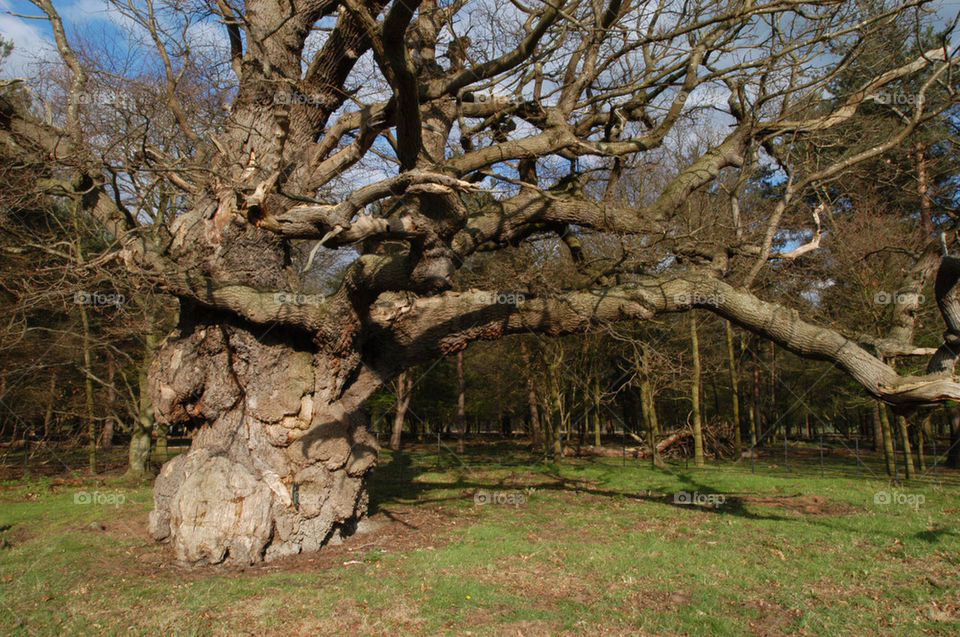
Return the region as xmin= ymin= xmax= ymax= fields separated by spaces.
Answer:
xmin=147 ymin=316 xmax=379 ymax=565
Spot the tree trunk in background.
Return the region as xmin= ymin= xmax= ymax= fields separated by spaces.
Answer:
xmin=544 ymin=345 xmax=566 ymax=461
xmin=690 ymin=316 xmax=704 ymax=467
xmin=519 ymin=341 xmax=542 ymax=449
xmin=917 ymin=141 xmax=933 ymax=238
xmin=878 ymin=402 xmax=896 ymax=476
xmin=456 ymin=350 xmax=466 ymax=454
xmin=770 ymin=342 xmax=778 ymax=442
xmin=0 ymin=374 xmax=6 ymax=442
xmin=389 ymin=371 xmax=413 ymax=450
xmin=642 ymin=374 xmax=659 ymax=437
xmin=155 ymin=422 xmax=168 ymax=460
xmin=873 ymin=403 xmax=883 ymax=451
xmin=949 ymin=407 xmax=960 ymax=469
xmin=551 ymin=394 xmax=565 ymax=460
xmin=74 ymin=209 xmax=97 ymax=473
xmin=125 ymin=328 xmax=157 ymax=481
xmin=79 ymin=300 xmax=97 ymax=474
xmin=42 ymin=370 xmax=57 ymax=439
xmin=750 ymin=338 xmax=760 ymax=448
xmin=102 ymin=352 xmax=115 ymax=452
xmin=896 ymin=415 xmax=916 ymax=480
xmin=592 ymin=376 xmax=602 ymax=447
xmin=917 ymin=414 xmax=930 ymax=472
xmin=704 ymin=374 xmax=723 ymax=428
xmin=639 ymin=344 xmax=662 ymax=466
xmin=726 ymin=321 xmax=742 ymax=457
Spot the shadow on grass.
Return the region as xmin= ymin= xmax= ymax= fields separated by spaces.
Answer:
xmin=366 ymin=449 xmax=953 ymax=547
xmin=368 ymin=450 xmax=794 ymax=523
xmin=914 ymin=526 xmax=960 ymax=543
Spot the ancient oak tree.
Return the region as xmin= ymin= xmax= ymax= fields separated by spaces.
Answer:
xmin=4 ymin=0 xmax=960 ymax=564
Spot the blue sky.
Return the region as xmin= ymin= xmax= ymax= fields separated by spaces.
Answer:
xmin=0 ymin=1 xmax=123 ymax=77
xmin=0 ymin=0 xmax=238 ymax=79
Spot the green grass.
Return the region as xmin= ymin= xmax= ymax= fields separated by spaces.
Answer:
xmin=1 ymin=449 xmax=959 ymax=635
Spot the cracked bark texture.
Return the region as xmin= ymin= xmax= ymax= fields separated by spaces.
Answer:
xmin=147 ymin=319 xmax=378 ymax=564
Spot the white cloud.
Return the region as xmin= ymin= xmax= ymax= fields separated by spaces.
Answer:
xmin=60 ymin=0 xmax=118 ymax=26
xmin=0 ymin=2 xmax=56 ymax=79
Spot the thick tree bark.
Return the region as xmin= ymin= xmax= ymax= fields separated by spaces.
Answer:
xmin=147 ymin=316 xmax=379 ymax=565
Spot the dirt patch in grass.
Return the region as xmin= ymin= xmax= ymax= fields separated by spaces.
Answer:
xmin=739 ymin=494 xmax=858 ymax=516
xmin=741 ymin=596 xmax=802 ymax=636
xmin=490 ymin=619 xmax=561 ymax=636
xmin=265 ymin=504 xmax=464 ymax=574
xmin=0 ymin=522 xmax=31 ymax=549
xmin=625 ymin=588 xmax=693 ymax=612
xmin=94 ymin=502 xmax=469 ymax=582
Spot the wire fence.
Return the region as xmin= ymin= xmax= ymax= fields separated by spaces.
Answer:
xmin=0 ymin=436 xmax=187 ymax=481
xmin=3 ymin=429 xmax=958 ymax=488
xmin=409 ymin=429 xmax=960 ymax=488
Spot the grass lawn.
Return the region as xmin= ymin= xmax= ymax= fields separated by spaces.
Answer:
xmin=1 ymin=446 xmax=958 ymax=635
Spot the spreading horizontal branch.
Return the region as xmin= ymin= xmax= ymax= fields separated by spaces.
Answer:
xmin=369 ymin=266 xmax=960 ymax=408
